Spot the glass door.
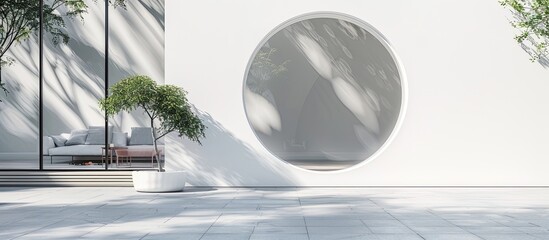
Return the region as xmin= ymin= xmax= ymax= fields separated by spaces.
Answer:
xmin=0 ymin=0 xmax=40 ymax=169
xmin=42 ymin=0 xmax=106 ymax=170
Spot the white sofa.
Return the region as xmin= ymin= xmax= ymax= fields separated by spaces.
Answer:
xmin=43 ymin=127 xmax=164 ymax=164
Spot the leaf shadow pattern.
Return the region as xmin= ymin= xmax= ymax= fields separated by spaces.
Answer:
xmin=506 ymin=5 xmax=549 ymax=68
xmin=166 ymin=110 xmax=298 ymax=187
xmin=1 ymin=187 xmax=545 ymax=239
xmin=0 ymin=0 xmax=165 ymax=160
xmin=520 ymin=41 xmax=549 ymax=68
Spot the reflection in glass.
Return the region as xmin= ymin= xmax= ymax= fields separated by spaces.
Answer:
xmin=0 ymin=0 xmax=165 ymax=170
xmin=244 ymin=15 xmax=403 ymax=171
xmin=107 ymin=0 xmax=165 ymax=170
xmin=0 ymin=0 xmax=40 ymax=169
xmin=43 ymin=0 xmax=106 ymax=169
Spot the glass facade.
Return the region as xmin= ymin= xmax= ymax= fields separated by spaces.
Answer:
xmin=0 ymin=0 xmax=40 ymax=169
xmin=0 ymin=0 xmax=165 ymax=170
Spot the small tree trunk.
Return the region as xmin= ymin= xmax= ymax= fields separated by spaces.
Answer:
xmin=0 ymin=65 xmax=5 ymax=102
xmin=0 ymin=65 xmax=3 ymax=100
xmin=150 ymin=118 xmax=163 ymax=172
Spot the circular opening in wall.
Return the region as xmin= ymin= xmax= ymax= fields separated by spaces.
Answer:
xmin=243 ymin=12 xmax=406 ymax=172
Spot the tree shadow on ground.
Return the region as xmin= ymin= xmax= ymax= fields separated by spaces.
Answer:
xmin=2 ymin=187 xmax=545 ymax=239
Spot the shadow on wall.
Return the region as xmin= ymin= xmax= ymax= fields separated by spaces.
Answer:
xmin=0 ymin=40 xmax=40 ymax=153
xmin=0 ymin=0 xmax=165 ymax=155
xmin=521 ymin=42 xmax=549 ymax=68
xmin=506 ymin=8 xmax=549 ymax=68
xmin=167 ymin=111 xmax=297 ymax=186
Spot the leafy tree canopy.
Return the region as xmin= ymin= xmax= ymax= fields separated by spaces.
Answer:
xmin=0 ymin=0 xmax=126 ymax=99
xmin=99 ymin=75 xmax=206 ymax=171
xmin=501 ymin=0 xmax=549 ymax=62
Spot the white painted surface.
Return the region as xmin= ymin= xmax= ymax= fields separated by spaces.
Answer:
xmin=166 ymin=0 xmax=549 ymax=186
xmin=2 ymin=1 xmax=546 ymax=186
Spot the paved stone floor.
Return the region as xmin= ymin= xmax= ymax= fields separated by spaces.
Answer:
xmin=1 ymin=187 xmax=549 ymax=240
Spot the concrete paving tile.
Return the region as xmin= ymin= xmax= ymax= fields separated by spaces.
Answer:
xmin=530 ymin=233 xmax=549 ymax=239
xmin=12 ymin=230 xmax=92 ymax=240
xmin=164 ymin=216 xmax=218 ymax=226
xmin=3 ymin=219 xmax=58 ymax=230
xmin=81 ymin=226 xmax=151 ymax=239
xmin=257 ymin=219 xmax=306 ymax=227
xmin=389 ymin=213 xmax=440 ymax=220
xmin=409 ymin=226 xmax=468 ymax=234
xmin=200 ymin=233 xmax=251 ymax=240
xmin=475 ymin=233 xmax=539 ymax=240
xmin=436 ymin=213 xmax=483 ymax=220
xmin=361 ymin=220 xmax=405 ymax=227
xmin=374 ymin=234 xmax=424 ymax=240
xmin=111 ymin=216 xmax=172 ymax=227
xmin=206 ymin=226 xmax=255 ymax=234
xmin=249 ymin=233 xmax=309 ymax=240
xmin=495 ymin=220 xmax=538 ymax=227
xmin=401 ymin=219 xmax=455 ymax=227
xmin=514 ymin=226 xmax=549 ymax=234
xmin=358 ymin=213 xmax=396 ymax=220
xmin=368 ymin=226 xmax=415 ymax=234
xmin=211 ymin=219 xmax=258 ymax=226
xmin=176 ymin=209 xmax=224 ymax=216
xmin=253 ymin=226 xmax=308 ymax=234
xmin=141 ymin=232 xmax=203 ymax=240
xmin=0 ymin=230 xmax=32 ymax=240
xmin=308 ymin=233 xmax=378 ymax=240
xmin=448 ymin=219 xmax=504 ymax=227
xmin=420 ymin=233 xmax=483 ymax=240
xmin=463 ymin=226 xmax=523 ymax=234
xmin=2 ymin=187 xmax=549 ymax=239
xmin=307 ymin=226 xmax=371 ymax=234
xmin=306 ymin=219 xmax=365 ymax=227
xmin=150 ymin=226 xmax=210 ymax=233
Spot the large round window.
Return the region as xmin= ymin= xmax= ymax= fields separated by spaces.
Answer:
xmin=243 ymin=12 xmax=406 ymax=171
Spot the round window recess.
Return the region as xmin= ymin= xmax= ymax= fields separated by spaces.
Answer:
xmin=243 ymin=12 xmax=406 ymax=172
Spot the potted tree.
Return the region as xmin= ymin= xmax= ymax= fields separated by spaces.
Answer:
xmin=99 ymin=75 xmax=205 ymax=192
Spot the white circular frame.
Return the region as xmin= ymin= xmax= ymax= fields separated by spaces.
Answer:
xmin=242 ymin=11 xmax=408 ymax=173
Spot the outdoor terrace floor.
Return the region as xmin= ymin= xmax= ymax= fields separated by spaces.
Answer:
xmin=1 ymin=187 xmax=549 ymax=239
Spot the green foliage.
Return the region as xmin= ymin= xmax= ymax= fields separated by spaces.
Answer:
xmin=100 ymin=75 xmax=157 ymax=117
xmin=153 ymin=85 xmax=206 ymax=143
xmin=99 ymin=75 xmax=206 ymax=171
xmin=501 ymin=0 xmax=549 ymax=62
xmin=0 ymin=0 xmax=126 ymax=98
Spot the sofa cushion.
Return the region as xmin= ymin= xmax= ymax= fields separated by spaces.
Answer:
xmin=65 ymin=134 xmax=88 ymax=146
xmin=87 ymin=126 xmax=113 ymax=144
xmin=65 ymin=129 xmax=88 ymax=146
xmin=70 ymin=129 xmax=88 ymax=135
xmin=50 ymin=135 xmax=67 ymax=147
xmin=49 ymin=145 xmax=104 ymax=156
xmin=86 ymin=128 xmax=106 ymax=145
xmin=129 ymin=127 xmax=153 ymax=145
xmin=112 ymin=132 xmax=128 ymax=147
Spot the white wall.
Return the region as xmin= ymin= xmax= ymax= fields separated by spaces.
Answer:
xmin=166 ymin=0 xmax=549 ymax=186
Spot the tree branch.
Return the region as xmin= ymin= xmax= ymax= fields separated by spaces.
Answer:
xmin=155 ymin=128 xmax=175 ymax=140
